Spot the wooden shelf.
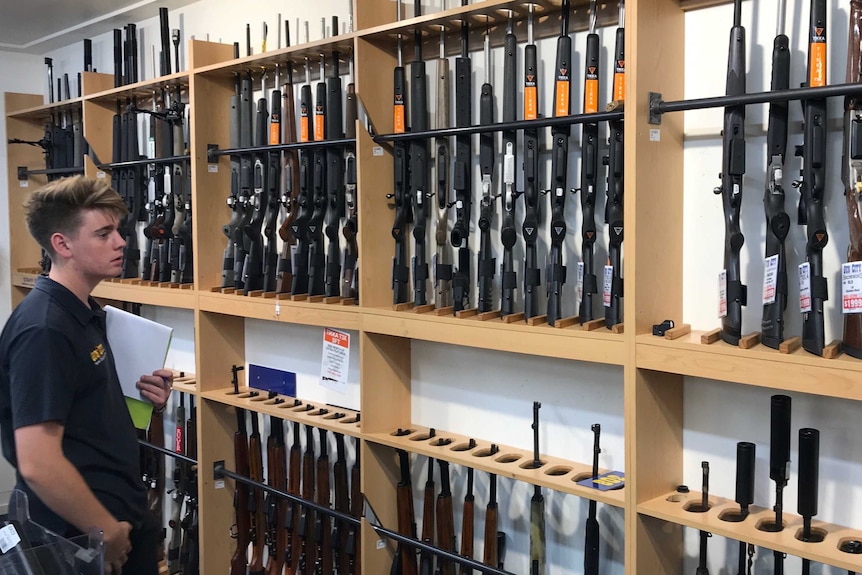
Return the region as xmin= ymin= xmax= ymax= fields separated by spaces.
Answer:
xmin=11 ymin=270 xmax=40 ymax=289
xmin=636 ymin=331 xmax=862 ymax=401
xmin=362 ymin=306 xmax=626 ymax=364
xmin=200 ymin=386 xmax=362 ymax=439
xmin=639 ymin=490 xmax=862 ymax=572
xmin=365 ymin=425 xmax=625 ymax=508
xmin=85 ymin=72 xmax=189 ymax=105
xmin=6 ymin=98 xmax=83 ymax=121
xmin=92 ymin=279 xmax=196 ymax=309
xmin=171 ymin=370 xmax=198 ymax=396
xmin=198 ymin=290 xmax=362 ymax=329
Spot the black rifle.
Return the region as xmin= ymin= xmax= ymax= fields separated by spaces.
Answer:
xmin=584 ymin=424 xmax=600 ymax=575
xmin=242 ymin=72 xmax=270 ymax=294
xmin=342 ymin=53 xmax=359 ymax=301
xmin=579 ymin=0 xmax=601 ymax=323
xmin=179 ymin=396 xmax=198 ymax=574
xmin=143 ymin=93 xmax=167 ymax=282
xmin=604 ymin=2 xmax=625 ymax=329
xmin=715 ymin=0 xmax=747 ymax=345
xmin=769 ymin=394 xmax=791 ymax=575
xmin=546 ymin=0 xmax=572 ymax=326
xmin=795 ymin=0 xmax=829 ymax=356
xmin=333 ymin=433 xmax=350 ymax=575
xmin=410 ymin=3 xmax=431 ymax=306
xmin=308 ymin=55 xmax=329 ymax=296
xmin=694 ymin=462 xmax=710 ymax=575
xmin=530 ymin=402 xmax=545 ymax=575
xmin=734 ymin=442 xmax=755 ymax=575
xmin=325 ymin=31 xmax=346 ymax=298
xmin=391 ymin=4 xmax=411 ymax=305
xmin=419 ymin=459 xmax=435 ymax=575
xmin=234 ymin=71 xmax=255 ymax=290
xmin=451 ymin=0 xmax=473 ymax=313
xmin=264 ymin=413 xmax=286 ymax=575
xmin=523 ymin=6 xmax=542 ymax=319
xmin=434 ymin=23 xmax=453 ymax=310
xmin=292 ymin=58 xmax=314 ymax=296
xmin=167 ymin=393 xmax=186 ymax=574
xmin=476 ymin=26 xmax=497 ymax=313
xmin=798 ymin=428 xmax=820 ymax=575
xmin=262 ymin=65 xmax=283 ymax=293
xmin=222 ymin=44 xmax=243 ymax=288
xmin=500 ymin=12 xmax=519 ymax=317
xmin=761 ymin=0 xmax=791 ymax=348
xmin=169 ymin=87 xmax=192 ymax=285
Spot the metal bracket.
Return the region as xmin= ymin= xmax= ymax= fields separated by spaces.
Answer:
xmin=17 ymin=166 xmax=28 ymax=181
xmin=213 ymin=459 xmax=225 ymax=480
xmin=648 ymin=92 xmax=664 ymax=125
xmin=206 ymin=143 xmax=219 ymax=163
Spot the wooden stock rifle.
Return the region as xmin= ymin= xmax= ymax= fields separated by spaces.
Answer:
xmin=349 ymin=436 xmax=362 ymax=574
xmin=843 ymin=0 xmax=862 ymax=358
xmin=230 ymin=366 xmax=251 ymax=575
xmin=315 ymin=428 xmax=332 ymax=575
xmin=418 ymin=459 xmax=436 ymax=575
xmin=287 ymin=418 xmax=302 ymax=574
xmin=265 ymin=413 xmax=287 ymax=575
xmin=482 ymin=471 xmax=498 ymax=568
xmin=458 ymin=467 xmax=474 ymax=575
xmin=299 ymin=425 xmax=317 ymax=574
xmin=334 ymin=433 xmax=350 ymax=574
xmin=248 ymin=411 xmax=266 ymax=575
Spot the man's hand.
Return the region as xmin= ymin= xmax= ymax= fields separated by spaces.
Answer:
xmin=136 ymin=369 xmax=173 ymax=411
xmin=103 ymin=520 xmax=132 ymax=574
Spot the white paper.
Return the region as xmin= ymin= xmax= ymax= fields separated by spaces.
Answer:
xmin=763 ymin=255 xmax=778 ymax=305
xmin=104 ymin=305 xmax=173 ymax=400
xmin=320 ymin=328 xmax=349 ymax=394
xmin=577 ymin=262 xmax=585 ymax=307
xmin=842 ymin=262 xmax=862 ymax=314
xmin=799 ymin=263 xmax=812 ymax=313
xmin=602 ymin=265 xmax=613 ymax=308
xmin=718 ymin=269 xmax=727 ymax=318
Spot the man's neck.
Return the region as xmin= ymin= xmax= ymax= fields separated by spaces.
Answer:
xmin=47 ymin=267 xmax=98 ymax=307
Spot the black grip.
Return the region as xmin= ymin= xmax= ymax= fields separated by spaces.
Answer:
xmin=410 ymin=61 xmax=427 ymax=132
xmin=502 ymin=33 xmax=516 ymax=123
xmin=326 ymin=73 xmax=343 ymax=140
xmin=769 ymin=394 xmax=791 ymax=483
xmin=735 ymin=441 xmax=755 ymax=507
xmin=797 ymin=428 xmax=820 ymax=519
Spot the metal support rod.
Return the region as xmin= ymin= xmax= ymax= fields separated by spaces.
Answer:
xmin=98 ymin=154 xmax=191 ymax=170
xmin=207 ymin=137 xmax=356 ymax=160
xmin=17 ymin=166 xmax=84 ymax=180
xmin=138 ymin=438 xmax=198 ymax=465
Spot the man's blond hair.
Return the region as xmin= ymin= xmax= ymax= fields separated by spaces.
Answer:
xmin=24 ymin=176 xmax=128 ymax=259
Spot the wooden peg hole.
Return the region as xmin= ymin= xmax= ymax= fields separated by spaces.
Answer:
xmin=472 ymin=447 xmax=498 ymax=458
xmin=430 ymin=437 xmax=453 ymax=447
xmin=519 ymin=459 xmax=546 ymax=470
xmin=450 ymin=442 xmax=478 ymax=452
xmin=795 ymin=527 xmax=827 ymax=543
xmin=339 ymin=417 xmax=359 ymax=424
xmin=755 ymin=518 xmax=785 ymax=533
xmin=665 ymin=493 xmax=686 ymax=503
xmin=544 ymin=466 xmax=571 ymax=476
xmin=838 ymin=538 xmax=862 ymax=554
xmin=718 ymin=509 xmax=748 ymax=523
xmin=410 ymin=432 xmax=435 ymax=441
xmin=572 ymin=471 xmax=593 ymax=482
xmin=683 ymin=500 xmax=711 ymax=513
xmin=495 ymin=453 xmax=522 ymax=464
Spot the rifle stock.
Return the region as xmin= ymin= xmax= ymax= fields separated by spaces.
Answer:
xmin=522 ymin=6 xmax=541 ymax=320
xmin=334 ymin=433 xmax=350 ymax=574
xmin=265 ymin=415 xmax=286 ymax=575
xmin=482 ymin=474 xmax=498 ymax=568
xmin=394 ymin=449 xmax=417 ymax=575
xmin=843 ymin=0 xmax=862 ymax=358
xmin=435 ymin=460 xmax=455 ymax=575
xmin=287 ymin=420 xmax=302 ymax=575
xmin=230 ymin=406 xmax=251 ymax=575
xmin=458 ymin=468 xmax=474 ymax=575
xmin=350 ymin=437 xmax=362 ymax=574
xmin=248 ymin=413 xmax=266 ymax=575
xmin=300 ymin=425 xmax=317 ymax=573
xmin=419 ymin=458 xmax=436 ymax=575
xmin=315 ymin=428 xmax=332 ymax=575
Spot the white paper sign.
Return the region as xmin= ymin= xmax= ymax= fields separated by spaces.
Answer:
xmin=577 ymin=262 xmax=585 ymax=307
xmin=718 ymin=269 xmax=727 ymax=318
xmin=320 ymin=328 xmax=350 ymax=394
xmin=799 ymin=262 xmax=812 ymax=313
xmin=763 ymin=255 xmax=779 ymax=305
xmin=0 ymin=524 xmax=21 ymax=553
xmin=602 ymin=265 xmax=613 ymax=307
xmin=842 ymin=262 xmax=862 ymax=313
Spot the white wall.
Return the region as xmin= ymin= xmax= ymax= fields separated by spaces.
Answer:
xmin=1 ymin=0 xmax=859 ymax=573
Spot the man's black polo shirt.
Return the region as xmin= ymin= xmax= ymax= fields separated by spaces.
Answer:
xmin=0 ymin=275 xmax=145 ymax=534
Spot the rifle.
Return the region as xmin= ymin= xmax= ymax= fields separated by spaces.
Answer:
xmin=546 ymin=0 xmax=572 ymax=327
xmin=477 ymin=26 xmax=496 ymax=313
xmin=230 ymin=365 xmax=251 ymax=575
xmin=248 ymin=413 xmax=267 ymax=575
xmin=500 ymin=12 xmax=519 ymax=317
xmin=604 ymin=1 xmax=625 ymax=329
xmin=315 ymin=428 xmax=332 ymax=575
xmin=222 ymin=44 xmax=243 ymax=288
xmin=171 ymin=92 xmax=193 ymax=285
xmin=325 ymin=35 xmax=346 ymax=299
xmin=715 ymin=0 xmax=747 ymax=345
xmin=143 ymin=93 xmax=165 ymax=282
xmin=242 ymin=71 xmax=270 ymax=294
xmin=584 ymin=424 xmax=600 ymax=575
xmin=458 ymin=468 xmax=474 ymax=575
xmin=578 ymin=0 xmax=601 ymax=323
xmin=262 ymin=64 xmax=283 ymax=293
xmin=843 ymin=0 xmax=862 ymax=358
xmin=798 ymin=428 xmax=820 ymax=575
xmin=179 ymin=396 xmax=198 ymax=574
xmin=333 ymin=433 xmax=350 ymax=575
xmin=451 ymin=0 xmax=473 ymax=313
xmin=734 ymin=442 xmax=755 ymax=575
xmin=342 ymin=51 xmax=359 ymax=301
xmin=349 ymin=436 xmax=362 ymax=575
xmin=276 ymin=26 xmax=299 ymax=295
xmin=234 ymin=71 xmax=255 ymax=290
xmin=156 ymin=95 xmax=176 ymax=283
xmin=308 ymin=53 xmax=330 ymax=297
xmin=523 ymin=5 xmax=541 ymax=320
xmin=287 ymin=420 xmax=302 ymax=575
xmin=435 ymin=460 xmax=455 ymax=575
xmin=292 ymin=58 xmax=314 ymax=296
xmin=482 ymin=473 xmax=498 ymax=568
xmin=529 ymin=402 xmax=545 ymax=575
xmin=393 ymin=449 xmax=417 ymax=575
xmin=796 ymin=0 xmax=829 ymax=356
xmin=418 ymin=459 xmax=436 ymax=575
xmin=119 ymin=99 xmax=143 ymax=279
xmin=410 ymin=2 xmax=431 ymax=306
xmin=696 ymin=462 xmax=710 ymax=575
xmin=265 ymin=415 xmax=287 ymax=575
xmin=299 ymin=425 xmax=317 ymax=574
xmin=434 ymin=22 xmax=453 ymax=310
xmin=167 ymin=393 xmax=186 ymax=574
xmin=769 ymin=394 xmax=791 ymax=575
xmin=391 ymin=1 xmax=411 ymax=305
xmin=761 ymin=0 xmax=791 ymax=348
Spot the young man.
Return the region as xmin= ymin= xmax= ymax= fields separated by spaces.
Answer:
xmin=0 ymin=176 xmax=173 ymax=575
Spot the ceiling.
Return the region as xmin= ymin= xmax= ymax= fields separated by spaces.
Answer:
xmin=0 ymin=0 xmax=198 ymax=54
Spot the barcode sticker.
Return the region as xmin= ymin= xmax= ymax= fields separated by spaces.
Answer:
xmin=763 ymin=255 xmax=779 ymax=305
xmin=842 ymin=262 xmax=862 ymax=313
xmin=0 ymin=524 xmax=21 ymax=553
xmin=577 ymin=262 xmax=585 ymax=307
xmin=18 ymin=181 xmax=28 ymax=188
xmin=372 ymin=147 xmax=384 ymax=157
xmin=208 ymin=164 xmax=218 ymax=173
xmin=718 ymin=269 xmax=727 ymax=318
xmin=799 ymin=262 xmax=812 ymax=313
xmin=603 ymin=265 xmax=613 ymax=307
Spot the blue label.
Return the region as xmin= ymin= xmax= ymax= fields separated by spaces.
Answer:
xmin=248 ymin=364 xmax=297 ymax=397
xmin=576 ymin=471 xmax=626 ymax=491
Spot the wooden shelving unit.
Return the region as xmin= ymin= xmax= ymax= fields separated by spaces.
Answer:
xmin=6 ymin=0 xmax=861 ymax=573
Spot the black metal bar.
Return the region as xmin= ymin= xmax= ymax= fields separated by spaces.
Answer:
xmin=18 ymin=166 xmax=84 ymax=180
xmin=650 ymin=81 xmax=862 ymax=123
xmin=97 ymin=154 xmax=191 ymax=170
xmin=207 ymin=137 xmax=356 ymax=161
xmin=214 ymin=462 xmax=514 ymax=575
xmin=138 ymin=438 xmax=198 ymax=465
xmin=374 ymin=109 xmax=624 ymax=143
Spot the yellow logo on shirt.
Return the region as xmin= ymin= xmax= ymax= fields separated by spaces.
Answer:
xmin=90 ymin=344 xmax=106 ymax=364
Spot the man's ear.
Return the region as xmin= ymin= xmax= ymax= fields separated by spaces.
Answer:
xmin=49 ymin=232 xmax=72 ymax=260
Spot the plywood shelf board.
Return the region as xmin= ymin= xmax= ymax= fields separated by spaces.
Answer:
xmin=85 ymin=72 xmax=190 ymax=105
xmin=6 ymin=97 xmax=83 ymax=120
xmin=91 ymin=281 xmax=197 ymax=309
xmin=198 ymin=292 xmax=362 ymax=330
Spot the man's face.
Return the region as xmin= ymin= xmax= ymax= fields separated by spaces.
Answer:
xmin=63 ymin=209 xmax=126 ymax=281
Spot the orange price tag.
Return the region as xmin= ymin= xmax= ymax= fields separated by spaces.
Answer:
xmin=555 ymin=78 xmax=570 ymax=118
xmin=809 ymin=40 xmax=826 ymax=87
xmin=394 ymin=103 xmax=406 ymax=134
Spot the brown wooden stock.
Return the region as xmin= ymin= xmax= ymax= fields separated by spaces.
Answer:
xmin=435 ymin=493 xmax=455 ymax=575
xmin=287 ymin=424 xmax=302 ymax=575
xmin=458 ymin=500 xmax=474 ymax=574
xmin=350 ymin=446 xmax=362 ymax=575
xmin=248 ymin=429 xmax=266 ymax=575
xmin=333 ymin=440 xmax=350 ymax=575
xmin=482 ymin=504 xmax=497 ymax=567
xmin=229 ymin=415 xmax=251 ymax=575
xmin=301 ymin=429 xmax=316 ymax=574
xmin=845 ymin=0 xmax=862 ymax=353
xmin=265 ymin=426 xmax=286 ymax=575
xmin=396 ymin=484 xmax=418 ymax=575
xmin=315 ymin=441 xmax=332 ymax=575
xmin=419 ymin=463 xmax=436 ymax=574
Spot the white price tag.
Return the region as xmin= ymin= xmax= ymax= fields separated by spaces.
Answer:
xmin=649 ymin=129 xmax=661 ymax=142
xmin=842 ymin=262 xmax=862 ymax=313
xmin=603 ymin=265 xmax=613 ymax=307
xmin=96 ymin=171 xmax=106 ymax=179
xmin=577 ymin=262 xmax=585 ymax=306
xmin=799 ymin=262 xmax=812 ymax=313
xmin=18 ymin=180 xmax=28 ymax=188
xmin=763 ymin=254 xmax=779 ymax=305
xmin=208 ymin=164 xmax=218 ymax=173
xmin=718 ymin=269 xmax=727 ymax=318
xmin=0 ymin=524 xmax=21 ymax=553
xmin=372 ymin=146 xmax=384 ymax=157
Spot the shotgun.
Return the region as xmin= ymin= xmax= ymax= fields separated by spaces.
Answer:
xmin=522 ymin=5 xmax=541 ymax=320
xmin=843 ymin=0 xmax=862 ymax=357
xmin=230 ymin=367 xmax=251 ymax=575
xmin=435 ymin=461 xmax=455 ymax=575
xmin=458 ymin=467 xmax=474 ymax=575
